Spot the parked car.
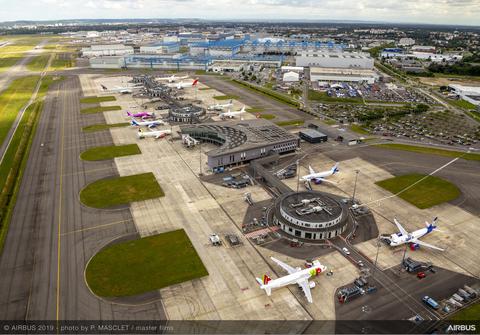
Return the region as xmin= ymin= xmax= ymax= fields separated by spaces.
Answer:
xmin=417 ymin=272 xmax=426 ymax=279
xmin=342 ymin=247 xmax=350 ymax=255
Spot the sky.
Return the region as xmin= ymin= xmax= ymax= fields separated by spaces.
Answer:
xmin=0 ymin=0 xmax=479 ymax=26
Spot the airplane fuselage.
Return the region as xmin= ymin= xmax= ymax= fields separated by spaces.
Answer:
xmin=260 ymin=264 xmax=326 ymax=291
xmin=389 ymin=227 xmax=431 ymax=247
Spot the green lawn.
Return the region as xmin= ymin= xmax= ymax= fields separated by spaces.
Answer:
xmin=275 ymin=119 xmax=305 ymax=127
xmin=449 ymin=302 xmax=480 ymax=320
xmin=466 ymin=111 xmax=480 ymax=123
xmin=49 ymin=53 xmax=75 ymax=70
xmin=0 ymin=76 xmax=40 ymax=148
xmin=85 ymin=229 xmax=208 ymax=297
xmin=80 ymin=144 xmax=141 ymax=161
xmin=375 ymin=143 xmax=480 ymax=161
xmin=26 ymin=53 xmax=50 ymax=71
xmin=80 ymin=105 xmax=122 ymax=114
xmin=82 ymin=122 xmax=129 ymax=133
xmin=259 ymin=114 xmax=276 ymax=120
xmin=80 ymin=172 xmax=164 ymax=209
xmin=231 ymin=79 xmax=300 ymax=107
xmin=376 ymin=173 xmax=460 ymax=209
xmin=246 ymin=107 xmax=265 ymax=114
xmin=308 ymin=90 xmax=363 ymax=104
xmin=80 ymin=96 xmax=117 ymax=104
xmin=448 ymin=98 xmax=477 ymax=110
xmin=349 ymin=124 xmax=370 ymax=135
xmin=213 ymin=95 xmax=238 ymax=100
xmin=323 ymin=119 xmax=336 ymax=125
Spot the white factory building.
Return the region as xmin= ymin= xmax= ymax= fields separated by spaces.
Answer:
xmin=309 ymin=67 xmax=378 ymax=84
xmin=81 ymin=44 xmax=133 ymax=57
xmin=139 ymin=42 xmax=180 ymax=54
xmin=282 ymin=71 xmax=300 ymax=82
xmin=295 ymin=50 xmax=374 ymax=69
xmin=448 ymin=84 xmax=480 ymax=106
xmin=398 ymin=38 xmax=415 ymax=46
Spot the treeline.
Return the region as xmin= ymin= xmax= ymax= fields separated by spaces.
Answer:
xmin=428 ymin=54 xmax=480 ymax=76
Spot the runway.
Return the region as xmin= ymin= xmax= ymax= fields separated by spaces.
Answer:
xmin=0 ymin=76 xmax=166 ymax=320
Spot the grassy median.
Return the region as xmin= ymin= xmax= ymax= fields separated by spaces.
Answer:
xmin=375 ymin=143 xmax=480 ymax=161
xmin=275 ymin=119 xmax=305 ymax=127
xmin=80 ymin=105 xmax=122 ymax=114
xmin=86 ymin=229 xmax=208 ymax=297
xmin=82 ymin=122 xmax=129 ymax=133
xmin=80 ymin=144 xmax=140 ymax=161
xmin=376 ymin=173 xmax=460 ymax=209
xmin=80 ymin=172 xmax=164 ymax=208
xmin=26 ymin=53 xmax=51 ymax=71
xmin=213 ymin=95 xmax=238 ymax=100
xmin=80 ymin=96 xmax=117 ymax=104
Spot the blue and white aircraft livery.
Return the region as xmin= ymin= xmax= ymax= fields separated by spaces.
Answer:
xmin=387 ymin=217 xmax=444 ymax=251
xmin=300 ymin=163 xmax=339 ymax=184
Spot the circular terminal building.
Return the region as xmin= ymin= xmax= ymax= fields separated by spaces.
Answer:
xmin=273 ymin=191 xmax=349 ymax=241
xmin=168 ymin=105 xmax=205 ymax=123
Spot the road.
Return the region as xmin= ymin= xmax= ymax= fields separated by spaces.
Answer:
xmin=0 ymin=76 xmax=166 ymax=320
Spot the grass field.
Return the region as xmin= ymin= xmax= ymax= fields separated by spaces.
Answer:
xmin=80 ymin=172 xmax=164 ymax=208
xmin=82 ymin=122 xmax=129 ymax=133
xmin=85 ymin=229 xmax=208 ymax=297
xmin=466 ymin=111 xmax=480 ymax=123
xmin=246 ymin=107 xmax=265 ymax=113
xmin=449 ymin=302 xmax=480 ymax=320
xmin=275 ymin=119 xmax=305 ymax=127
xmin=80 ymin=144 xmax=140 ymax=161
xmin=448 ymin=98 xmax=477 ymax=110
xmin=349 ymin=124 xmax=370 ymax=135
xmin=80 ymin=105 xmax=122 ymax=114
xmin=258 ymin=114 xmax=276 ymax=120
xmin=26 ymin=53 xmax=50 ymax=71
xmin=213 ymin=95 xmax=238 ymax=100
xmin=80 ymin=96 xmax=116 ymax=104
xmin=49 ymin=53 xmax=75 ymax=70
xmin=231 ymin=79 xmax=300 ymax=107
xmin=308 ymin=90 xmax=363 ymax=104
xmin=0 ymin=76 xmax=40 ymax=148
xmin=375 ymin=143 xmax=480 ymax=161
xmin=376 ymin=173 xmax=460 ymax=209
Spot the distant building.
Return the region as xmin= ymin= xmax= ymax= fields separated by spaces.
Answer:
xmin=309 ymin=67 xmax=378 ymax=84
xmin=190 ymin=39 xmax=244 ymax=57
xmin=140 ymin=42 xmax=180 ymax=54
xmin=283 ymin=71 xmax=299 ymax=82
xmin=295 ymin=50 xmax=374 ymax=69
xmin=281 ymin=66 xmax=304 ymax=73
xmin=398 ymin=38 xmax=415 ymax=46
xmin=411 ymin=45 xmax=436 ymax=53
xmin=381 ymin=48 xmax=404 ymax=58
xmin=81 ymin=44 xmax=133 ymax=57
xmin=298 ymin=129 xmax=328 ymax=143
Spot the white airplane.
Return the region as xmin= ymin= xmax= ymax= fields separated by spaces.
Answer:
xmin=219 ymin=106 xmax=246 ymax=119
xmin=300 ymin=163 xmax=339 ymax=185
xmin=157 ymin=74 xmax=189 ymax=83
xmin=101 ymin=85 xmax=135 ymax=94
xmin=256 ymin=257 xmax=327 ymax=303
xmin=385 ymin=217 xmax=444 ymax=251
xmin=208 ymin=99 xmax=233 ymax=111
xmin=137 ymin=128 xmax=172 ymax=139
xmin=130 ymin=118 xmax=165 ymax=128
xmin=167 ymin=79 xmax=199 ymax=89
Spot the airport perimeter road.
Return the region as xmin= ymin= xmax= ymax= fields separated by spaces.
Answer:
xmin=0 ymin=76 xmax=166 ymax=320
xmin=198 ymin=75 xmax=309 ymax=121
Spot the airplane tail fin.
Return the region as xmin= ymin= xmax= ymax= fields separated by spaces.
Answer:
xmin=241 ymin=106 xmax=245 ymax=112
xmin=426 ymin=217 xmax=439 ymax=232
xmin=262 ymin=274 xmax=271 ymax=285
xmin=127 ymin=111 xmax=132 ymax=116
xmin=256 ymin=276 xmax=272 ymax=296
xmin=131 ymin=119 xmax=138 ymax=126
xmin=331 ymin=162 xmax=339 ymax=174
xmin=192 ymin=79 xmax=199 ymax=86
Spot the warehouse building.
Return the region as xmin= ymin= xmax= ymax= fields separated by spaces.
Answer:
xmin=180 ymin=119 xmax=299 ymax=171
xmin=190 ymin=39 xmax=244 ymax=57
xmin=309 ymin=67 xmax=378 ymax=84
xmin=81 ymin=44 xmax=133 ymax=57
xmin=140 ymin=42 xmax=180 ymax=54
xmin=299 ymin=129 xmax=328 ymax=143
xmin=283 ymin=71 xmax=300 ymax=82
xmin=296 ymin=50 xmax=374 ymax=69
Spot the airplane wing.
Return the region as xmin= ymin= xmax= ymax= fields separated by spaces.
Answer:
xmin=413 ymin=239 xmax=444 ymax=251
xmin=308 ymin=165 xmax=316 ymax=175
xmin=314 ymin=177 xmax=338 ymax=185
xmin=271 ymin=257 xmax=298 ymax=274
xmin=297 ymin=278 xmax=313 ymax=303
xmin=393 ymin=218 xmax=409 ymax=236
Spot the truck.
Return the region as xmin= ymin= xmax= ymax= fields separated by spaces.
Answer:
xmin=422 ymin=296 xmax=439 ymax=310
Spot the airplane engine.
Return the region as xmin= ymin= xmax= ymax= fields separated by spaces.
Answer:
xmin=313 ymin=179 xmax=322 ymax=185
xmin=309 ymin=282 xmax=316 ymax=289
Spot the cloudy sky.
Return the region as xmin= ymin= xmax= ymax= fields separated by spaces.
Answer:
xmin=0 ymin=0 xmax=479 ymax=26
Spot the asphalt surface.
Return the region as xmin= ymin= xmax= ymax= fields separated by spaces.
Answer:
xmin=198 ymin=75 xmax=309 ymax=122
xmin=324 ymin=145 xmax=480 ymax=216
xmin=0 ymin=76 xmax=166 ymax=320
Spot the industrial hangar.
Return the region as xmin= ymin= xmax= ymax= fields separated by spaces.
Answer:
xmin=180 ymin=119 xmax=299 ymax=171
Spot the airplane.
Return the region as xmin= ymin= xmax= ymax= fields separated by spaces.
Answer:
xmin=384 ymin=217 xmax=444 ymax=251
xmin=126 ymin=111 xmax=155 ymax=120
xmin=219 ymin=106 xmax=246 ymax=119
xmin=208 ymin=99 xmax=233 ymax=111
xmin=103 ymin=85 xmax=134 ymax=94
xmin=300 ymin=163 xmax=339 ymax=185
xmin=167 ymin=79 xmax=199 ymax=89
xmin=130 ymin=118 xmax=165 ymax=128
xmin=256 ymin=257 xmax=327 ymax=303
xmin=137 ymin=128 xmax=172 ymax=139
xmin=157 ymin=74 xmax=189 ymax=83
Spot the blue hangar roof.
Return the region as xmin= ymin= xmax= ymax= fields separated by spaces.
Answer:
xmin=191 ymin=39 xmax=245 ymax=49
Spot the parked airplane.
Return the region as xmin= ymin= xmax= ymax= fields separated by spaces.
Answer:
xmin=126 ymin=111 xmax=155 ymax=119
xmin=137 ymin=128 xmax=171 ymax=139
xmin=157 ymin=74 xmax=189 ymax=83
xmin=384 ymin=217 xmax=444 ymax=251
xmin=256 ymin=257 xmax=327 ymax=303
xmin=219 ymin=106 xmax=246 ymax=119
xmin=167 ymin=79 xmax=199 ymax=89
xmin=300 ymin=163 xmax=339 ymax=184
xmin=208 ymin=99 xmax=233 ymax=111
xmin=103 ymin=85 xmax=134 ymax=94
xmin=130 ymin=118 xmax=165 ymax=128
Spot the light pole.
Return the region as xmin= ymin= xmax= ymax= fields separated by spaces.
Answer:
xmin=199 ymin=141 xmax=202 ymax=176
xmin=372 ymin=238 xmax=380 ymax=279
xmin=352 ymin=170 xmax=359 ymax=203
xmin=296 ymin=160 xmax=300 ymax=194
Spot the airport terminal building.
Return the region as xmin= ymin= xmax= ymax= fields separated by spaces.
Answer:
xmin=180 ymin=119 xmax=299 ymax=171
